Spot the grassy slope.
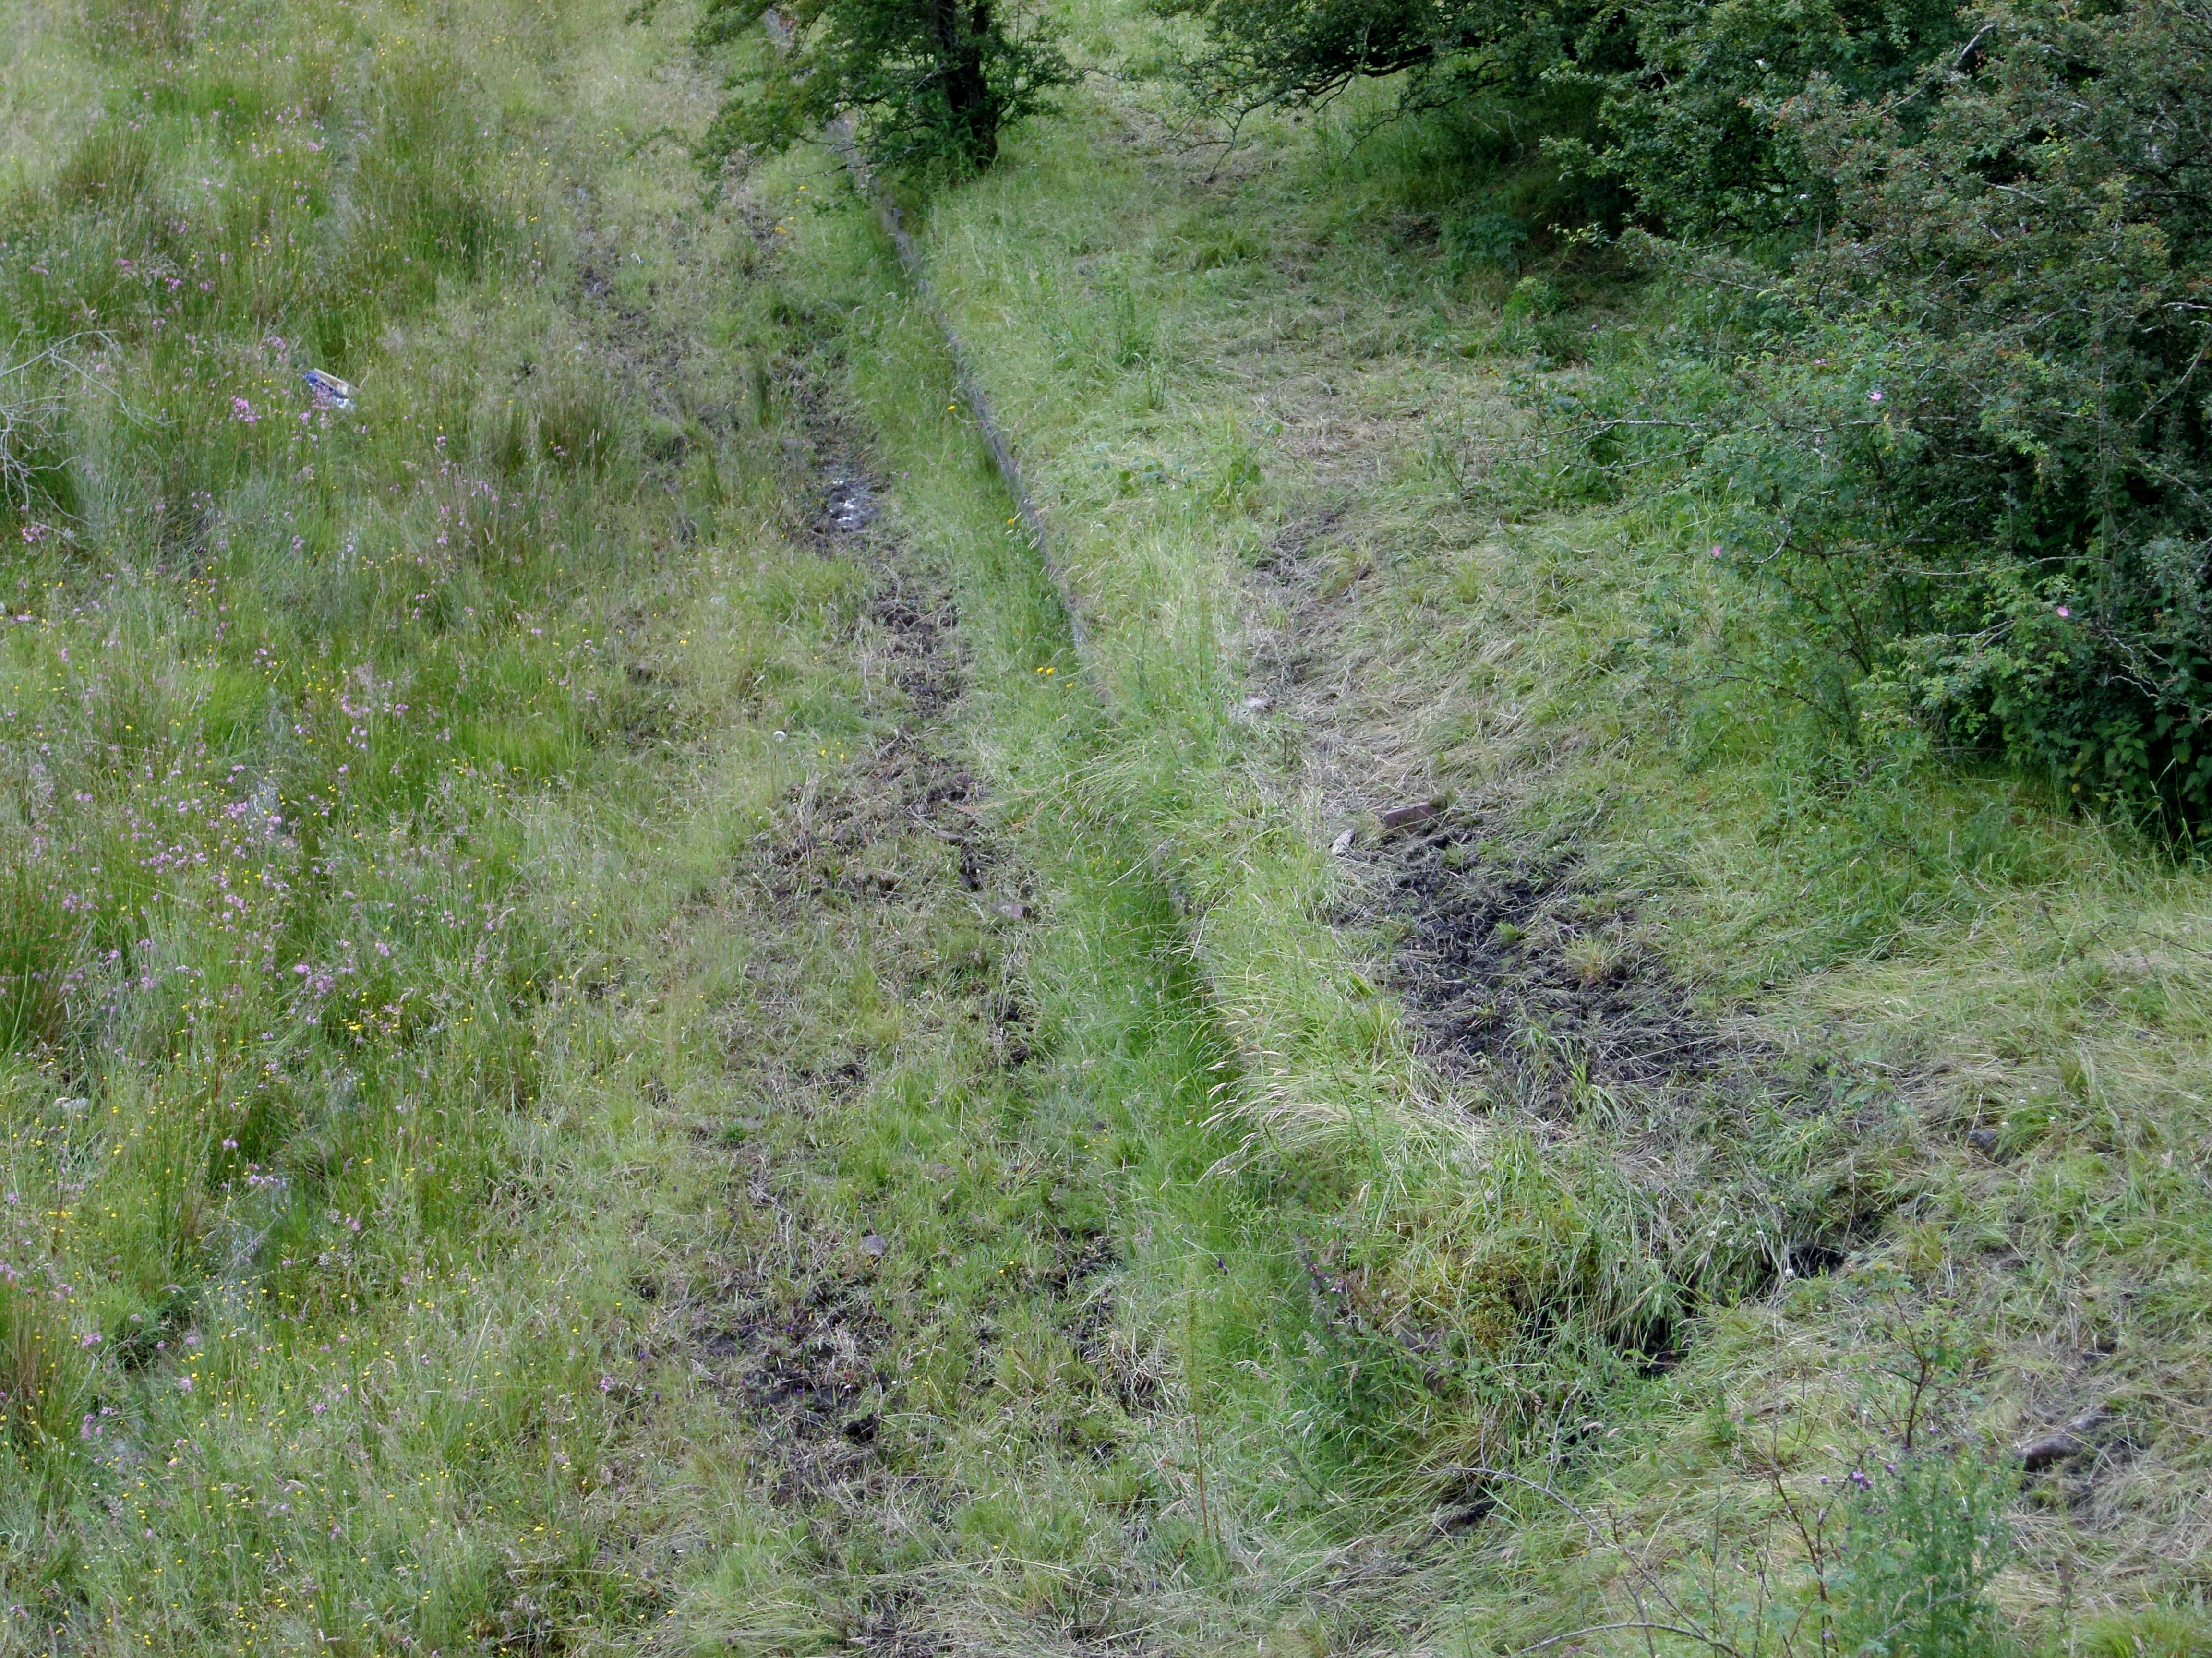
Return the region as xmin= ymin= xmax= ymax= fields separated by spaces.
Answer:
xmin=6 ymin=0 xmax=2209 ymax=1651
xmin=0 ymin=1 xmax=905 ymax=1647
xmin=3 ymin=2 xmax=1449 ymax=1648
xmin=870 ymin=3 xmax=2212 ymax=1650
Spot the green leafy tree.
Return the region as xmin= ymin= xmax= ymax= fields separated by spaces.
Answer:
xmin=1149 ymin=0 xmax=1634 ymax=132
xmin=694 ymin=0 xmax=1078 ymax=173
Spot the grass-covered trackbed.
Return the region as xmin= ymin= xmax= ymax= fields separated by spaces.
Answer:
xmin=3 ymin=0 xmax=2207 ymax=1652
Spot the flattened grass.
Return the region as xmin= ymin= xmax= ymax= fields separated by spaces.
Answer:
xmin=879 ymin=3 xmax=2212 ymax=1646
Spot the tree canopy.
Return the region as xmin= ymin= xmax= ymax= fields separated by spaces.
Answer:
xmin=695 ymin=0 xmax=1078 ymax=172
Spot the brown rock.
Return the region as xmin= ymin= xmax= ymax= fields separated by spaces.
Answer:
xmin=2016 ymin=1431 xmax=2084 ymax=1470
xmin=1377 ymin=800 xmax=1441 ymax=833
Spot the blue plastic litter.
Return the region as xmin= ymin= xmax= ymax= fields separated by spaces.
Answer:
xmin=302 ymin=369 xmax=356 ymax=411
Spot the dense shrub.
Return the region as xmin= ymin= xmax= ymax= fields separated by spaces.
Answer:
xmin=1565 ymin=0 xmax=1968 ymax=242
xmin=1157 ymin=0 xmax=1962 ymax=246
xmin=1152 ymin=0 xmax=1634 ymax=131
xmin=1560 ymin=0 xmax=2212 ymax=825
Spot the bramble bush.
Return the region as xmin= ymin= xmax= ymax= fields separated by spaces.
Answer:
xmin=1554 ymin=0 xmax=2212 ymax=827
xmin=1154 ymin=0 xmax=1960 ymax=232
xmin=1151 ymin=0 xmax=1624 ymax=125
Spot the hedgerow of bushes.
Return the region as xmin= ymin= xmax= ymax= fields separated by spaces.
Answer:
xmin=1167 ymin=0 xmax=2212 ymax=829
xmin=1571 ymin=0 xmax=2212 ymax=830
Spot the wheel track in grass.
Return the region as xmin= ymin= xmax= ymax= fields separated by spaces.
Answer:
xmin=834 ymin=103 xmax=2068 ymax=1596
xmin=652 ymin=368 xmax=1194 ymax=1651
xmin=657 ymin=165 xmax=1579 ymax=1644
xmin=560 ymin=114 xmax=1504 ymax=1648
xmin=661 ymin=69 xmax=1901 ymax=1649
xmin=817 ymin=126 xmax=1890 ymax=1339
xmin=539 ymin=71 xmax=1216 ymax=1646
xmin=807 ymin=106 xmax=1847 ymax=1171
xmin=734 ymin=156 xmax=1716 ymax=1653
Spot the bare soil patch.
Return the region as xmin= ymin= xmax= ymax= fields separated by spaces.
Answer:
xmin=1362 ymin=814 xmax=1722 ymax=1100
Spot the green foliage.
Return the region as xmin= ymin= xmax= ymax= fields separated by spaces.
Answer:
xmin=2077 ymin=1602 xmax=2212 ymax=1658
xmin=1834 ymin=1454 xmax=2015 ymax=1658
xmin=1570 ymin=0 xmax=1967 ymax=242
xmin=1551 ymin=0 xmax=2212 ymax=828
xmin=1153 ymin=0 xmax=1632 ymax=137
xmin=1157 ymin=0 xmax=1957 ymax=241
xmin=694 ymin=0 xmax=1078 ymax=173
xmin=1150 ymin=0 xmax=1960 ymax=269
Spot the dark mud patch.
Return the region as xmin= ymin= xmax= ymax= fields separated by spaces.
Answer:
xmin=867 ymin=577 xmax=962 ymax=720
xmin=680 ymin=390 xmax=1059 ymax=1519
xmin=1343 ymin=809 xmax=1905 ymax=1301
xmin=745 ymin=451 xmax=1001 ymax=919
xmin=1242 ymin=495 xmax=1752 ymax=1117
xmin=1367 ymin=815 xmax=1726 ymax=1105
xmin=694 ymin=1272 xmax=896 ymax=1503
xmin=1256 ymin=500 xmax=1348 ymax=574
xmin=820 ymin=469 xmax=876 ymax=536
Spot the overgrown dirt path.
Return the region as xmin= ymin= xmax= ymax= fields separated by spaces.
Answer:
xmin=866 ymin=39 xmax=2212 ymax=1648
xmin=648 ymin=125 xmax=1789 ymax=1658
xmin=635 ymin=168 xmax=1499 ymax=1649
xmin=616 ymin=278 xmax=1222 ymax=1641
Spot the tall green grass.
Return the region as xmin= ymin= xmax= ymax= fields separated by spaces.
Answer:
xmin=5 ymin=0 xmax=2205 ymax=1648
xmin=0 ymin=0 xmax=830 ymax=1646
